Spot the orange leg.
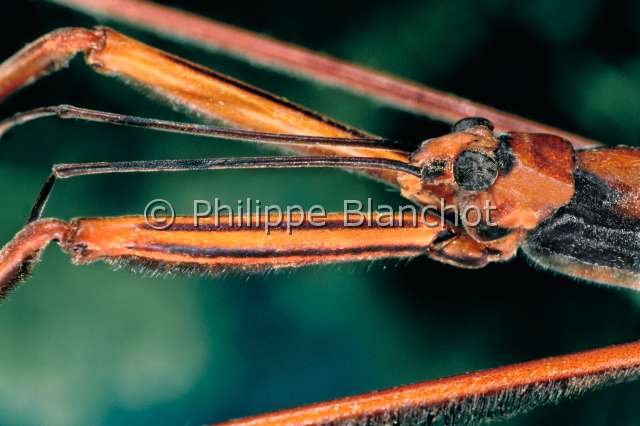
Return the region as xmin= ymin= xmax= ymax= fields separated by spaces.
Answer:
xmin=214 ymin=340 xmax=640 ymax=425
xmin=0 ymin=213 xmax=447 ymax=296
xmin=0 ymin=27 xmax=408 ymax=187
xmin=48 ymin=0 xmax=601 ymax=149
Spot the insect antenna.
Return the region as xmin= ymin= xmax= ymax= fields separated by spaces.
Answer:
xmin=28 ymin=174 xmax=57 ymax=224
xmin=27 ymin=156 xmax=422 ymax=222
xmin=0 ymin=105 xmax=414 ymax=151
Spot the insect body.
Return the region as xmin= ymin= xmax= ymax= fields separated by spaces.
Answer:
xmin=1 ymin=18 xmax=640 ymax=425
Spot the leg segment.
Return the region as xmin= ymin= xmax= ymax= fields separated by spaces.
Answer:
xmin=0 ymin=219 xmax=71 ymax=298
xmin=213 ymin=339 xmax=640 ymax=425
xmin=64 ymin=213 xmax=447 ymax=273
xmin=0 ymin=27 xmax=104 ymax=101
xmin=0 ymin=213 xmax=448 ymax=297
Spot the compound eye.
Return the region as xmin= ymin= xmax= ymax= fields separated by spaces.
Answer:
xmin=453 ymin=150 xmax=498 ymax=191
xmin=451 ymin=117 xmax=494 ymax=133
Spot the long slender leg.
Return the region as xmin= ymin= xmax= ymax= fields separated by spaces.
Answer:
xmin=63 ymin=213 xmax=447 ymax=273
xmin=212 ymin=339 xmax=640 ymax=425
xmin=47 ymin=0 xmax=601 ymax=149
xmin=0 ymin=212 xmax=449 ymax=297
xmin=0 ymin=27 xmax=409 ymax=187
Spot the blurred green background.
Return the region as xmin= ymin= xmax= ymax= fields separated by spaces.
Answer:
xmin=1 ymin=0 xmax=640 ymax=425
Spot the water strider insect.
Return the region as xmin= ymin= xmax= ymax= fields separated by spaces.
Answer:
xmin=1 ymin=1 xmax=640 ymax=425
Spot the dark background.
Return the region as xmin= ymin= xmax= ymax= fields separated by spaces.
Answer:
xmin=1 ymin=0 xmax=640 ymax=425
